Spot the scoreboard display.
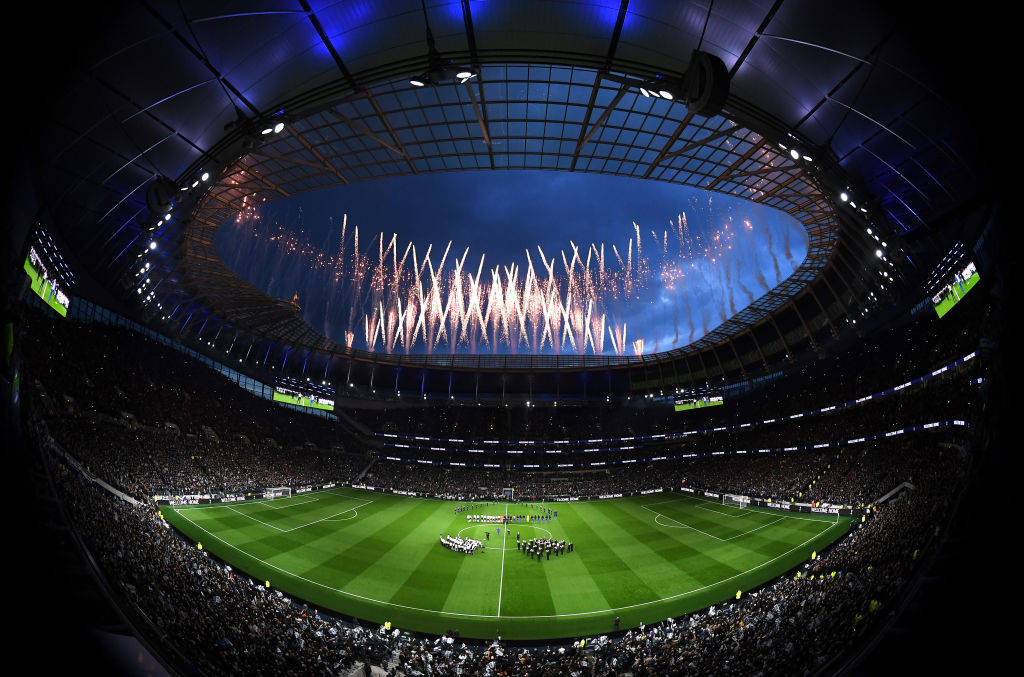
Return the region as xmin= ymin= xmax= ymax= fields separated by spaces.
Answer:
xmin=674 ymin=395 xmax=724 ymax=412
xmin=931 ymin=260 xmax=979 ymax=318
xmin=273 ymin=385 xmax=335 ymax=411
xmin=24 ymin=247 xmax=70 ymax=317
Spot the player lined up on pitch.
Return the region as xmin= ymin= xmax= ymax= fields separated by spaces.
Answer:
xmin=517 ymin=533 xmax=574 ymax=560
xmin=439 ymin=534 xmax=482 ymax=554
xmin=466 ymin=508 xmax=557 ymax=524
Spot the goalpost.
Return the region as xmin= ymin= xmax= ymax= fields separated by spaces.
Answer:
xmin=264 ymin=487 xmax=292 ymax=500
xmin=722 ymin=493 xmax=750 ymax=508
xmin=503 ymin=488 xmax=515 ymax=501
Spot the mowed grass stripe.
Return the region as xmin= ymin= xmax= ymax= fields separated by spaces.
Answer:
xmin=650 ymin=500 xmax=775 ymax=540
xmin=643 ymin=498 xmax=831 ymax=564
xmin=567 ymin=502 xmax=660 ymax=609
xmin=190 ymin=493 xmax=372 ymax=565
xmin=499 ymin=518 xmax=560 ymax=618
xmin=438 ymin=515 xmax=508 ymax=619
xmin=334 ymin=501 xmax=452 ymax=603
xmin=532 ymin=508 xmax=611 ymax=617
xmin=296 ymin=496 xmax=432 ymax=588
xmin=383 ymin=501 xmax=480 ymax=612
xmin=228 ymin=497 xmax=330 ymax=530
xmin=597 ymin=501 xmax=740 ymax=592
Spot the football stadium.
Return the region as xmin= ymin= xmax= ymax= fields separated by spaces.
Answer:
xmin=1 ymin=1 xmax=1007 ymax=674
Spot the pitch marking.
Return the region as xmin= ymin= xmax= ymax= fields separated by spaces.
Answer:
xmin=171 ymin=503 xmax=840 ymax=620
xmin=497 ymin=503 xmax=508 ymax=617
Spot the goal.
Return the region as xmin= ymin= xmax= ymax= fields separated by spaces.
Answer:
xmin=503 ymin=488 xmax=515 ymax=501
xmin=264 ymin=487 xmax=292 ymax=499
xmin=722 ymin=493 xmax=750 ymax=508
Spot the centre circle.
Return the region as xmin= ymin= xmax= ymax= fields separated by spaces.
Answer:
xmin=456 ymin=523 xmax=553 ymax=549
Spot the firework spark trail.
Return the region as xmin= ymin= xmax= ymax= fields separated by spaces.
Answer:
xmin=724 ymin=259 xmax=737 ymax=316
xmin=224 ymin=198 xmax=801 ymax=356
xmin=764 ymin=226 xmax=782 ymax=284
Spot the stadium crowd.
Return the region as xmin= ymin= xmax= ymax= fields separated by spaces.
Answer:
xmin=362 ymin=433 xmax=964 ymax=508
xmin=21 ymin=314 xmax=340 ymax=448
xmin=41 ymin=416 xmax=366 ymax=500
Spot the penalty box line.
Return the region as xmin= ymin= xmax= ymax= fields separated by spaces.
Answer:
xmin=642 ymin=505 xmax=725 ymax=541
xmin=180 ymin=497 xmax=374 ymax=533
xmin=178 ymin=494 xmax=322 ymax=511
xmin=643 ymin=505 xmax=788 ymax=542
xmin=645 ymin=493 xmax=841 ymax=525
xmin=175 ymin=483 xmax=360 ymax=512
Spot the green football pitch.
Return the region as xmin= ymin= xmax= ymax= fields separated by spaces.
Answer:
xmin=934 ymin=271 xmax=980 ymax=318
xmin=162 ymin=488 xmax=850 ymax=639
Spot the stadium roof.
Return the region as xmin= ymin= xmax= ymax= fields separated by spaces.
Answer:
xmin=35 ymin=0 xmax=983 ymax=374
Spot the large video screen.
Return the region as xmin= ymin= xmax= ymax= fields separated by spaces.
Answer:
xmin=674 ymin=395 xmax=723 ymax=412
xmin=24 ymin=247 xmax=70 ymax=317
xmin=273 ymin=387 xmax=335 ymax=411
xmin=932 ymin=261 xmax=979 ymax=318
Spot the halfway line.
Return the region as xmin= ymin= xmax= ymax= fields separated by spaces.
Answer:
xmin=497 ymin=502 xmax=508 ymax=617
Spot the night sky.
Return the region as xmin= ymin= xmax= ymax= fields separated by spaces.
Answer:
xmin=217 ymin=170 xmax=807 ymax=355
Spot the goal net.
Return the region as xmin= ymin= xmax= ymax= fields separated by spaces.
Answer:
xmin=503 ymin=488 xmax=515 ymax=501
xmin=264 ymin=487 xmax=292 ymax=499
xmin=722 ymin=493 xmax=750 ymax=508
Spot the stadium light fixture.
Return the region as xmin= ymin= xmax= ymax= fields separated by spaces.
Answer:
xmin=876 ymin=249 xmax=883 ymax=258
xmin=789 ymin=148 xmax=800 ymax=160
xmin=840 ymin=192 xmax=849 ymax=202
xmin=149 ymin=241 xmax=157 ymax=250
xmin=639 ymin=87 xmax=650 ymax=98
xmin=201 ymin=172 xmax=210 ymax=182
xmin=273 ymin=122 xmax=285 ymax=134
xmin=410 ymin=78 xmax=426 ymax=87
xmin=658 ymin=90 xmax=674 ymax=100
